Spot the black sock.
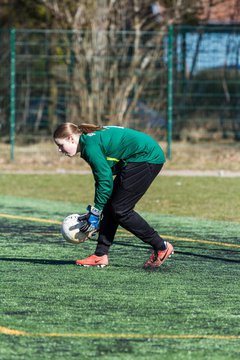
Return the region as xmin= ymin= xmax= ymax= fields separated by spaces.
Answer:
xmin=149 ymin=237 xmax=166 ymax=252
xmin=95 ymin=244 xmax=109 ymax=256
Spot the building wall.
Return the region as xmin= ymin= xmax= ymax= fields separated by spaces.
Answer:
xmin=200 ymin=0 xmax=240 ymax=23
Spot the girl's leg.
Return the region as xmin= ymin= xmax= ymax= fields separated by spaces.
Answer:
xmin=95 ymin=175 xmax=121 ymax=256
xmin=95 ymin=162 xmax=165 ymax=256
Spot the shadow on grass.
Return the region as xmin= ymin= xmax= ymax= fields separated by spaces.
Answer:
xmin=0 ymin=247 xmax=239 ymax=266
xmin=173 ymin=250 xmax=240 ymax=263
xmin=0 ymin=257 xmax=75 ymax=265
xmin=115 ymin=241 xmax=240 ymax=262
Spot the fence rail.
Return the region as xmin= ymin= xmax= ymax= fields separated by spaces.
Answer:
xmin=0 ymin=25 xmax=240 ymax=160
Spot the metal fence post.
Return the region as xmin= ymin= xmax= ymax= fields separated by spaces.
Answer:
xmin=10 ymin=28 xmax=16 ymax=161
xmin=167 ymin=24 xmax=173 ymax=159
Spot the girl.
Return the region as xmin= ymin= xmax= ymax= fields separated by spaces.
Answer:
xmin=54 ymin=123 xmax=173 ymax=268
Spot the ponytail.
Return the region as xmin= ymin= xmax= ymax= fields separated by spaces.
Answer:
xmin=53 ymin=122 xmax=103 ymax=139
xmin=78 ymin=123 xmax=103 ymax=134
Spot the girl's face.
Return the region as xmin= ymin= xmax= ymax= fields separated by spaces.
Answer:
xmin=55 ymin=135 xmax=80 ymax=157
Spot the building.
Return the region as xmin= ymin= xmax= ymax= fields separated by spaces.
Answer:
xmin=200 ymin=0 xmax=240 ymax=23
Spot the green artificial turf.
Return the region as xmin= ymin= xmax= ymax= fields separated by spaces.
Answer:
xmin=0 ymin=195 xmax=240 ymax=360
xmin=0 ymin=174 xmax=239 ymax=221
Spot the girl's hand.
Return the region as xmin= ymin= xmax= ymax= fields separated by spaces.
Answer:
xmin=79 ymin=205 xmax=102 ymax=236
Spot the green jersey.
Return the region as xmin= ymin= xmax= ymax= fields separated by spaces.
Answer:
xmin=80 ymin=126 xmax=166 ymax=210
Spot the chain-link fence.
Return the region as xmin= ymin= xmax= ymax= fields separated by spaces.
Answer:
xmin=173 ymin=25 xmax=240 ymax=143
xmin=1 ymin=26 xmax=240 ymax=159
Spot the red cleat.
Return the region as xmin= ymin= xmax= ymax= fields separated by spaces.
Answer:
xmin=76 ymin=254 xmax=108 ymax=268
xmin=144 ymin=242 xmax=174 ymax=269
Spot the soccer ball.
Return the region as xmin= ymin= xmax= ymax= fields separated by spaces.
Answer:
xmin=61 ymin=213 xmax=89 ymax=244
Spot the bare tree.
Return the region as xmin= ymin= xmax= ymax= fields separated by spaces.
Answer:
xmin=39 ymin=0 xmax=217 ymax=127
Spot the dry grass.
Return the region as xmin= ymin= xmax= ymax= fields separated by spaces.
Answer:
xmin=0 ymin=140 xmax=240 ymax=173
xmin=165 ymin=141 xmax=240 ymax=171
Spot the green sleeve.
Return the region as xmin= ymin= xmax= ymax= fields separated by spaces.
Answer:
xmin=82 ymin=144 xmax=113 ymax=211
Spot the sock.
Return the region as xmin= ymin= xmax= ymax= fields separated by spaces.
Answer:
xmin=150 ymin=238 xmax=166 ymax=252
xmin=95 ymin=244 xmax=109 ymax=256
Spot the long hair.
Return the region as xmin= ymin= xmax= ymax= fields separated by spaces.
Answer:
xmin=53 ymin=123 xmax=103 ymax=139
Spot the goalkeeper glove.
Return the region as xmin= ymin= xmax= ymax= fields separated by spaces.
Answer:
xmin=79 ymin=205 xmax=102 ymax=234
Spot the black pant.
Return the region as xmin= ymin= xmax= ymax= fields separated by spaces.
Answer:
xmin=95 ymin=162 xmax=165 ymax=256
